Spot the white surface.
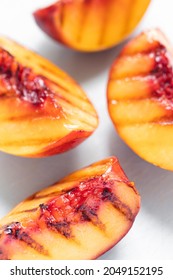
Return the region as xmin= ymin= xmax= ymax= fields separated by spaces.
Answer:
xmin=0 ymin=0 xmax=172 ymax=260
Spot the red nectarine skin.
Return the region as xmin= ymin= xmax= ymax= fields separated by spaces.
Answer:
xmin=0 ymin=158 xmax=138 ymax=260
xmin=38 ymin=130 xmax=90 ymax=156
xmin=34 ymin=4 xmax=62 ymax=44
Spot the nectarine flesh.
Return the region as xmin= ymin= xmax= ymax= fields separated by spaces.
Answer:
xmin=107 ymin=29 xmax=173 ymax=170
xmin=0 ymin=157 xmax=140 ymax=259
xmin=33 ymin=0 xmax=150 ymax=52
xmin=0 ymin=37 xmax=98 ymax=157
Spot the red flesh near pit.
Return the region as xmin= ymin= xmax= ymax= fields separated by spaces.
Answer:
xmin=0 ymin=48 xmax=54 ymax=106
xmin=151 ymin=44 xmax=173 ymax=109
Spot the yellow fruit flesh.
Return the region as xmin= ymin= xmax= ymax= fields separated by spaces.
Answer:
xmin=64 ymin=0 xmax=150 ymax=51
xmin=111 ymin=54 xmax=154 ymax=79
xmin=107 ymin=29 xmax=173 ymax=170
xmin=126 ymin=0 xmax=150 ymax=33
xmin=118 ymin=123 xmax=173 ymax=170
xmin=34 ymin=0 xmax=151 ymax=51
xmin=109 ymin=99 xmax=166 ymax=125
xmin=108 ymin=77 xmax=151 ymax=100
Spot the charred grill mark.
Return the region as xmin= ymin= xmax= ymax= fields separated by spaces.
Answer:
xmin=77 ymin=0 xmax=90 ymax=43
xmin=78 ymin=204 xmax=104 ymax=229
xmin=79 ymin=205 xmax=96 ymax=221
xmin=3 ymin=222 xmax=48 ymax=255
xmin=39 ymin=203 xmax=49 ymax=210
xmin=16 ymin=232 xmax=47 ymax=255
xmin=3 ymin=222 xmax=21 ymax=236
xmin=13 ymin=207 xmax=38 ymax=215
xmin=47 ymin=220 xmax=71 ymax=238
xmin=59 ymin=2 xmax=65 ymax=27
xmin=11 ymin=207 xmax=38 ymax=215
xmin=102 ymin=188 xmax=134 ymax=221
xmin=22 ymin=207 xmax=38 ymax=213
xmin=98 ymin=2 xmax=109 ymax=46
xmin=32 ymin=191 xmax=67 ymax=201
xmin=39 ymin=202 xmax=72 ymax=238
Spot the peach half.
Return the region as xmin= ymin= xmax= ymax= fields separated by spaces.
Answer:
xmin=107 ymin=29 xmax=173 ymax=170
xmin=33 ymin=0 xmax=150 ymax=52
xmin=0 ymin=36 xmax=98 ymax=157
xmin=0 ymin=157 xmax=140 ymax=260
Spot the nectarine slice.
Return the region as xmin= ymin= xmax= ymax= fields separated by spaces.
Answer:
xmin=107 ymin=29 xmax=173 ymax=170
xmin=0 ymin=157 xmax=140 ymax=259
xmin=0 ymin=37 xmax=98 ymax=157
xmin=33 ymin=0 xmax=150 ymax=52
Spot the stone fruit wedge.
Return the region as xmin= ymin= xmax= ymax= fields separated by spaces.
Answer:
xmin=0 ymin=36 xmax=98 ymax=157
xmin=33 ymin=0 xmax=150 ymax=52
xmin=107 ymin=29 xmax=173 ymax=170
xmin=0 ymin=157 xmax=140 ymax=260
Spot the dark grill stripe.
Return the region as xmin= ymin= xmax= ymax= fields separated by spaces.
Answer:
xmin=47 ymin=220 xmax=71 ymax=238
xmin=3 ymin=222 xmax=48 ymax=256
xmin=102 ymin=188 xmax=134 ymax=221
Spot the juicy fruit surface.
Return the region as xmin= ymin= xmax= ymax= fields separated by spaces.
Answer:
xmin=0 ymin=37 xmax=98 ymax=157
xmin=0 ymin=157 xmax=140 ymax=260
xmin=107 ymin=29 xmax=173 ymax=170
xmin=34 ymin=0 xmax=150 ymax=52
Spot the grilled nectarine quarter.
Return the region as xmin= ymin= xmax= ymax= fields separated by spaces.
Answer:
xmin=0 ymin=36 xmax=98 ymax=157
xmin=33 ymin=0 xmax=150 ymax=52
xmin=0 ymin=157 xmax=140 ymax=260
xmin=107 ymin=29 xmax=173 ymax=170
